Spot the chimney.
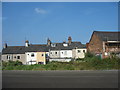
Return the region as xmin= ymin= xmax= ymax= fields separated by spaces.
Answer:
xmin=47 ymin=38 xmax=51 ymax=46
xmin=68 ymin=36 xmax=72 ymax=45
xmin=63 ymin=41 xmax=68 ymax=47
xmin=86 ymin=43 xmax=89 ymax=49
xmin=25 ymin=40 xmax=29 ymax=47
xmin=4 ymin=43 xmax=7 ymax=48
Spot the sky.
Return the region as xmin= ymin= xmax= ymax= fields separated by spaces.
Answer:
xmin=2 ymin=2 xmax=118 ymax=47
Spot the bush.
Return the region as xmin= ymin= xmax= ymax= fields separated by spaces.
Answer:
xmin=2 ymin=61 xmax=8 ymax=67
xmin=2 ymin=56 xmax=119 ymax=70
xmin=90 ymin=57 xmax=102 ymax=66
xmin=49 ymin=64 xmax=58 ymax=70
xmin=85 ymin=52 xmax=94 ymax=58
xmin=7 ymin=60 xmax=23 ymax=66
xmin=64 ymin=64 xmax=74 ymax=70
xmin=84 ymin=52 xmax=100 ymax=62
xmin=89 ymin=56 xmax=119 ymax=70
xmin=2 ymin=60 xmax=23 ymax=70
xmin=76 ymin=58 xmax=84 ymax=61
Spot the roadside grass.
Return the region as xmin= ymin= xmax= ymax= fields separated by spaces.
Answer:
xmin=2 ymin=53 xmax=120 ymax=70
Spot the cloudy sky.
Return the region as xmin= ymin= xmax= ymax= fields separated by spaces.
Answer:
xmin=2 ymin=2 xmax=118 ymax=47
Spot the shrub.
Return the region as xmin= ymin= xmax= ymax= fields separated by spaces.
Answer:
xmin=7 ymin=60 xmax=23 ymax=66
xmin=2 ymin=60 xmax=23 ymax=70
xmin=14 ymin=60 xmax=23 ymax=66
xmin=76 ymin=58 xmax=84 ymax=61
xmin=2 ymin=56 xmax=119 ymax=70
xmin=85 ymin=52 xmax=94 ymax=58
xmin=2 ymin=61 xmax=8 ymax=67
xmin=64 ymin=64 xmax=74 ymax=70
xmin=50 ymin=64 xmax=58 ymax=70
xmin=90 ymin=57 xmax=102 ymax=66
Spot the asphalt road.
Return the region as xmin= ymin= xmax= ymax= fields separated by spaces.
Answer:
xmin=2 ymin=70 xmax=118 ymax=88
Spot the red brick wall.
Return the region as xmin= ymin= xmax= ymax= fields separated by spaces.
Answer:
xmin=88 ymin=33 xmax=103 ymax=54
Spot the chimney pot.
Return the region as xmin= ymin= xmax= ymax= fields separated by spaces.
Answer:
xmin=47 ymin=38 xmax=51 ymax=46
xmin=25 ymin=40 xmax=29 ymax=47
xmin=4 ymin=43 xmax=7 ymax=48
xmin=68 ymin=36 xmax=72 ymax=45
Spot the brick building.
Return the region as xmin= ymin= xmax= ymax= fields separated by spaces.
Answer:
xmin=87 ymin=31 xmax=120 ymax=58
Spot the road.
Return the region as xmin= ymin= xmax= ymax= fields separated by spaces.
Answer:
xmin=2 ymin=70 xmax=118 ymax=88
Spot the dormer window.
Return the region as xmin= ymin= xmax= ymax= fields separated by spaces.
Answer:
xmin=63 ymin=43 xmax=68 ymax=47
xmin=51 ymin=43 xmax=56 ymax=47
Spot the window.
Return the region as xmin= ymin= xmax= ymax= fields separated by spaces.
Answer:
xmin=77 ymin=50 xmax=81 ymax=53
xmin=7 ymin=55 xmax=8 ymax=59
xmin=31 ymin=53 xmax=34 ymax=57
xmin=55 ymin=52 xmax=57 ymax=54
xmin=38 ymin=62 xmax=44 ymax=64
xmin=41 ymin=54 xmax=44 ymax=56
xmin=7 ymin=55 xmax=10 ymax=60
xmin=63 ymin=44 xmax=68 ymax=47
xmin=83 ymin=50 xmax=85 ymax=53
xmin=64 ymin=51 xmax=67 ymax=55
xmin=51 ymin=43 xmax=56 ymax=47
xmin=46 ymin=54 xmax=48 ymax=57
xmin=61 ymin=52 xmax=63 ymax=54
xmin=17 ymin=56 xmax=20 ymax=59
xmin=14 ymin=56 xmax=16 ymax=58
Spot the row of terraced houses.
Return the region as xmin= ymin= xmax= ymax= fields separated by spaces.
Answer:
xmin=1 ymin=31 xmax=120 ymax=65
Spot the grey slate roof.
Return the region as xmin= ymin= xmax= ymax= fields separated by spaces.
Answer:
xmin=25 ymin=44 xmax=49 ymax=52
xmin=94 ymin=31 xmax=120 ymax=41
xmin=2 ymin=46 xmax=25 ymax=54
xmin=2 ymin=45 xmax=49 ymax=54
xmin=2 ymin=42 xmax=86 ymax=54
xmin=48 ymin=42 xmax=86 ymax=50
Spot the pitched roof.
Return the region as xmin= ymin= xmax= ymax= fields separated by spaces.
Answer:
xmin=48 ymin=42 xmax=86 ymax=50
xmin=25 ymin=44 xmax=49 ymax=52
xmin=94 ymin=31 xmax=120 ymax=41
xmin=2 ymin=45 xmax=49 ymax=54
xmin=2 ymin=46 xmax=26 ymax=54
xmin=2 ymin=42 xmax=86 ymax=54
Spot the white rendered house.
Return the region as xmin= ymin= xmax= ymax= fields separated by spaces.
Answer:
xmin=26 ymin=52 xmax=37 ymax=65
xmin=72 ymin=48 xmax=87 ymax=59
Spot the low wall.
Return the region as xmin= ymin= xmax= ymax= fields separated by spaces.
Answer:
xmin=49 ymin=58 xmax=72 ymax=62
